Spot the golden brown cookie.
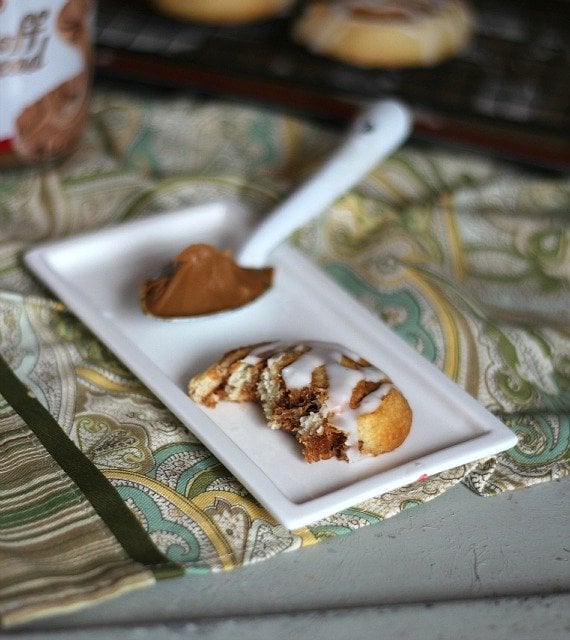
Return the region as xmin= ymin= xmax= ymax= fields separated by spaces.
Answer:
xmin=150 ymin=0 xmax=297 ymax=24
xmin=188 ymin=341 xmax=412 ymax=462
xmin=293 ymin=0 xmax=474 ymax=68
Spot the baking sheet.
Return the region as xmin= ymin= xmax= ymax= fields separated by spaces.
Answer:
xmin=24 ymin=204 xmax=518 ymax=529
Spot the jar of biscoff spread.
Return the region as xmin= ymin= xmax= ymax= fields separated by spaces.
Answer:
xmin=0 ymin=0 xmax=95 ymax=168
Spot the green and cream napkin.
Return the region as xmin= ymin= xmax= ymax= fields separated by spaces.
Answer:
xmin=1 ymin=90 xmax=568 ymax=627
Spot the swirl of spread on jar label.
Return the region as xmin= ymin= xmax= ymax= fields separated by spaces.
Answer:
xmin=0 ymin=0 xmax=94 ymax=166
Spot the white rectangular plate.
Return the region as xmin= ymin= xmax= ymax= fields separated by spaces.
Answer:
xmin=25 ymin=204 xmax=518 ymax=529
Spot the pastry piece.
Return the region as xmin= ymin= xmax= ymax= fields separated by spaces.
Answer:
xmin=188 ymin=341 xmax=412 ymax=462
xmin=13 ymin=73 xmax=90 ymax=162
xmin=150 ymin=0 xmax=297 ymax=24
xmin=293 ymin=0 xmax=474 ymax=68
xmin=187 ymin=343 xmax=271 ymax=407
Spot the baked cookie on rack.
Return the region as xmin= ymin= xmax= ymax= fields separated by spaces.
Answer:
xmin=292 ymin=0 xmax=474 ymax=68
xmin=150 ymin=0 xmax=297 ymax=24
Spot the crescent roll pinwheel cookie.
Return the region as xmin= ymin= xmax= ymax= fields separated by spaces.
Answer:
xmin=292 ymin=0 xmax=474 ymax=68
xmin=188 ymin=341 xmax=412 ymax=463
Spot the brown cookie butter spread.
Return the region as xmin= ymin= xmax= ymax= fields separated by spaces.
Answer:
xmin=140 ymin=244 xmax=274 ymax=318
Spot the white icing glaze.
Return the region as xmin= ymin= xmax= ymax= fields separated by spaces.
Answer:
xmin=280 ymin=351 xmax=323 ymax=388
xmin=242 ymin=341 xmax=284 ymax=365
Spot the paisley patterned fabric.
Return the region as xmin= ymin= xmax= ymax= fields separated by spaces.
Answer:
xmin=0 ymin=90 xmax=568 ymax=626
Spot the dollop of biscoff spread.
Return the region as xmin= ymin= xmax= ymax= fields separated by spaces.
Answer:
xmin=140 ymin=243 xmax=273 ymax=318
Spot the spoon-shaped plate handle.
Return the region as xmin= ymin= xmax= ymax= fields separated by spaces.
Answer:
xmin=237 ymin=99 xmax=412 ymax=267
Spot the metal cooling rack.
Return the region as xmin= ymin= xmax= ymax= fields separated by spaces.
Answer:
xmin=95 ymin=0 xmax=570 ymax=170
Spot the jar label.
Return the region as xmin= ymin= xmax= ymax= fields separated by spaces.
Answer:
xmin=0 ymin=0 xmax=94 ymax=164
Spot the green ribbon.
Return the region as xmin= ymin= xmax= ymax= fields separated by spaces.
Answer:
xmin=0 ymin=353 xmax=183 ymax=579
